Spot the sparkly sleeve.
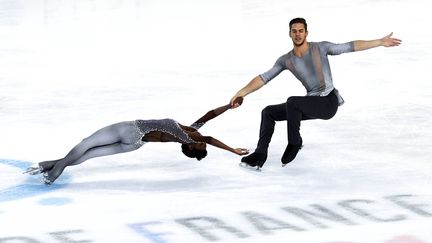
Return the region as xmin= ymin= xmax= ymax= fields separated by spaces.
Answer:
xmin=259 ymin=55 xmax=287 ymax=84
xmin=189 ymin=104 xmax=231 ymax=130
xmin=320 ymin=41 xmax=355 ymax=55
xmin=136 ymin=119 xmax=196 ymax=144
xmin=190 ymin=122 xmax=205 ymax=130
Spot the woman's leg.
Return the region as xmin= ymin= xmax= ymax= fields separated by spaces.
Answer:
xmin=42 ymin=121 xmax=141 ymax=184
xmin=69 ymin=142 xmax=138 ymax=166
xmin=44 ymin=143 xmax=139 ymax=184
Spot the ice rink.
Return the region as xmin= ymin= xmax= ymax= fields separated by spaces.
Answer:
xmin=1 ymin=0 xmax=431 ymax=242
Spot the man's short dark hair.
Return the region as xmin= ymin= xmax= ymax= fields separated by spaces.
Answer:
xmin=181 ymin=144 xmax=208 ymax=161
xmin=289 ymin=17 xmax=307 ymax=32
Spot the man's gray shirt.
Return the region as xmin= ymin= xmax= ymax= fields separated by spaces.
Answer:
xmin=259 ymin=41 xmax=355 ymax=105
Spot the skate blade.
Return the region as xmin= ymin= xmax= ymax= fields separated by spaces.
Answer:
xmin=239 ymin=162 xmax=262 ymax=172
xmin=281 ymin=145 xmax=303 ymax=167
xmin=22 ymin=166 xmax=41 ymax=175
xmin=42 ymin=179 xmax=52 ymax=185
xmin=42 ymin=172 xmax=52 ymax=185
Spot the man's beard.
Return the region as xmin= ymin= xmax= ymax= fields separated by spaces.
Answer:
xmin=293 ymin=39 xmax=305 ymax=47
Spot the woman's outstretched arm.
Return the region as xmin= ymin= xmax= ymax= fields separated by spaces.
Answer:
xmin=191 ymin=97 xmax=243 ymax=128
xmin=191 ymin=134 xmax=249 ymax=155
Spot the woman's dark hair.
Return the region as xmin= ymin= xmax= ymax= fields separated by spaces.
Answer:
xmin=289 ymin=17 xmax=307 ymax=32
xmin=181 ymin=144 xmax=208 ymax=161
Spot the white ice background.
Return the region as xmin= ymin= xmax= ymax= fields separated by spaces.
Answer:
xmin=1 ymin=0 xmax=432 ymax=242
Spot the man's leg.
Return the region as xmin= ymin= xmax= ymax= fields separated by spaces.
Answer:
xmin=256 ymin=103 xmax=288 ymax=154
xmin=241 ymin=103 xmax=287 ymax=167
xmin=282 ymin=92 xmax=339 ymax=164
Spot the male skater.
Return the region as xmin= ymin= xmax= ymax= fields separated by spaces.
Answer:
xmin=230 ymin=17 xmax=401 ymax=169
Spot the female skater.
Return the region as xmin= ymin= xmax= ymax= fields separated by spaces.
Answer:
xmin=24 ymin=98 xmax=248 ymax=184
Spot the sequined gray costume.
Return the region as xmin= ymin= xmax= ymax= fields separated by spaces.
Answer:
xmin=37 ymin=118 xmax=200 ymax=184
xmin=133 ymin=119 xmax=196 ymax=148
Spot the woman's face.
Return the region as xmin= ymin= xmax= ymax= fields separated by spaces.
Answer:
xmin=190 ymin=142 xmax=206 ymax=151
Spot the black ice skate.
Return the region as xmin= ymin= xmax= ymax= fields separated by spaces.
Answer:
xmin=281 ymin=144 xmax=303 ymax=166
xmin=239 ymin=152 xmax=267 ymax=170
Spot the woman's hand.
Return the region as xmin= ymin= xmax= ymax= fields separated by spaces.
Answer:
xmin=230 ymin=96 xmax=243 ymax=108
xmin=234 ymin=148 xmax=249 ymax=155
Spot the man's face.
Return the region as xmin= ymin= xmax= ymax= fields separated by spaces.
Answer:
xmin=290 ymin=23 xmax=308 ymax=47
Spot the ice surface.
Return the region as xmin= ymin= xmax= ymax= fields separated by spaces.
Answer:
xmin=1 ymin=0 xmax=431 ymax=242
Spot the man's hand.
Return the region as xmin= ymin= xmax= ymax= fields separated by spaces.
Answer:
xmin=354 ymin=32 xmax=402 ymax=51
xmin=381 ymin=32 xmax=402 ymax=47
xmin=234 ymin=148 xmax=249 ymax=155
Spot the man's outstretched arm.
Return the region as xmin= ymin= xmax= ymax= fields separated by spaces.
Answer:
xmin=230 ymin=75 xmax=265 ymax=108
xmin=354 ymin=32 xmax=401 ymax=51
